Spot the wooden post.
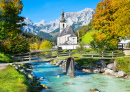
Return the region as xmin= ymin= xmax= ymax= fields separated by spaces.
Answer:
xmin=102 ymin=51 xmax=104 ymax=58
xmin=92 ymin=51 xmax=93 ymax=57
xmin=13 ymin=55 xmax=15 ymax=62
xmin=57 ymin=50 xmax=58 ymax=58
xmin=112 ymin=51 xmax=113 ymax=58
xmin=35 ymin=52 xmax=38 ymax=58
xmin=81 ymin=50 xmax=82 ymax=57
xmin=69 ymin=49 xmax=70 ymax=57
xmin=29 ymin=52 xmax=31 ymax=61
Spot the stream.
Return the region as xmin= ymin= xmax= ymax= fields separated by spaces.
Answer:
xmin=30 ymin=61 xmax=130 ymax=92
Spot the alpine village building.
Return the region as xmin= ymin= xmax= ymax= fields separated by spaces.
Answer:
xmin=57 ymin=11 xmax=78 ymax=49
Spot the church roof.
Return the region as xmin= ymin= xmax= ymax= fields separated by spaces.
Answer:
xmin=58 ymin=26 xmax=77 ymax=37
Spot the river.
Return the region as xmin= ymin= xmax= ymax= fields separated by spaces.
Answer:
xmin=30 ymin=61 xmax=130 ymax=92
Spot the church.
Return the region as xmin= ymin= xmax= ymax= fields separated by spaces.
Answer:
xmin=57 ymin=11 xmax=78 ymax=49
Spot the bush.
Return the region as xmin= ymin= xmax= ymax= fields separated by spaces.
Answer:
xmin=0 ymin=35 xmax=30 ymax=54
xmin=76 ymin=42 xmax=86 ymax=52
xmin=115 ymin=57 xmax=130 ymax=73
xmin=0 ymin=51 xmax=13 ymax=63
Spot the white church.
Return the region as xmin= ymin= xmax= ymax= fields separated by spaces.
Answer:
xmin=57 ymin=11 xmax=78 ymax=50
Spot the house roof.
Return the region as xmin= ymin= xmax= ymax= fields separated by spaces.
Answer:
xmin=58 ymin=26 xmax=77 ymax=37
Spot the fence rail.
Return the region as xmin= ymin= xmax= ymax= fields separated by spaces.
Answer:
xmin=13 ymin=49 xmax=124 ymax=62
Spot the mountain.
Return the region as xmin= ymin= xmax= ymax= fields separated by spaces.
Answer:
xmin=22 ymin=8 xmax=95 ymax=39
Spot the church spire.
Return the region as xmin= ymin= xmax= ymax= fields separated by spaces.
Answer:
xmin=60 ymin=11 xmax=65 ymax=22
xmin=60 ymin=11 xmax=66 ymax=33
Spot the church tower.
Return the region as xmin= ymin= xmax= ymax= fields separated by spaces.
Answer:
xmin=60 ymin=11 xmax=66 ymax=33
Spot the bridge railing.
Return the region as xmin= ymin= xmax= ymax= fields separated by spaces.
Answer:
xmin=13 ymin=50 xmax=124 ymax=62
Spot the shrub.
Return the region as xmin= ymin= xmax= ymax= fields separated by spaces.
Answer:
xmin=1 ymin=35 xmax=30 ymax=54
xmin=115 ymin=57 xmax=130 ymax=73
xmin=76 ymin=42 xmax=86 ymax=52
xmin=0 ymin=51 xmax=13 ymax=63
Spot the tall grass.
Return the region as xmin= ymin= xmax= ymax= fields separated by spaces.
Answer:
xmin=0 ymin=65 xmax=29 ymax=92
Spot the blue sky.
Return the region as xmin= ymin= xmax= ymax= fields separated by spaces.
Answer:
xmin=20 ymin=0 xmax=101 ymax=23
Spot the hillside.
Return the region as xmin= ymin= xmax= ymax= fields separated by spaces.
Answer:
xmin=81 ymin=30 xmax=95 ymax=44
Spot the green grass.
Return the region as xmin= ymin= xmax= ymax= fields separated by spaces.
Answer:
xmin=75 ymin=58 xmax=111 ymax=67
xmin=0 ymin=65 xmax=30 ymax=92
xmin=115 ymin=57 xmax=130 ymax=73
xmin=75 ymin=58 xmax=99 ymax=67
xmin=0 ymin=51 xmax=13 ymax=63
xmin=81 ymin=30 xmax=96 ymax=44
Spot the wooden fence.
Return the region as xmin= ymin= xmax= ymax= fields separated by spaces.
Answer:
xmin=13 ymin=50 xmax=124 ymax=62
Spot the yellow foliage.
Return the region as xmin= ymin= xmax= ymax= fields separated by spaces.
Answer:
xmin=92 ymin=0 xmax=130 ymax=49
xmin=39 ymin=40 xmax=52 ymax=50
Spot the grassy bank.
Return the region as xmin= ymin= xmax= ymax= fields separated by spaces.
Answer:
xmin=0 ymin=51 xmax=13 ymax=63
xmin=116 ymin=57 xmax=130 ymax=73
xmin=81 ymin=30 xmax=95 ymax=44
xmin=75 ymin=58 xmax=111 ymax=67
xmin=0 ymin=65 xmax=29 ymax=92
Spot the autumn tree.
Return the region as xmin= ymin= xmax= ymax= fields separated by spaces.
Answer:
xmin=40 ymin=40 xmax=53 ymax=50
xmin=91 ymin=0 xmax=130 ymax=50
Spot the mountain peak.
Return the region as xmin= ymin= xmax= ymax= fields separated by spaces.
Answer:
xmin=22 ymin=8 xmax=95 ymax=35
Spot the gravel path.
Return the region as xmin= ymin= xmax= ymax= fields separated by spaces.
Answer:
xmin=0 ymin=63 xmax=12 ymax=71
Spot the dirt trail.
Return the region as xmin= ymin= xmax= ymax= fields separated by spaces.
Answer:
xmin=0 ymin=63 xmax=12 ymax=70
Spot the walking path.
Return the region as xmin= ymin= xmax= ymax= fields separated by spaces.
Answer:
xmin=0 ymin=63 xmax=12 ymax=71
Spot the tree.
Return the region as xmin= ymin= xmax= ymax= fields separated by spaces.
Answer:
xmin=0 ymin=0 xmax=25 ymax=39
xmin=91 ymin=0 xmax=130 ymax=50
xmin=112 ymin=0 xmax=130 ymax=38
xmin=39 ymin=40 xmax=53 ymax=50
xmin=78 ymin=19 xmax=93 ymax=38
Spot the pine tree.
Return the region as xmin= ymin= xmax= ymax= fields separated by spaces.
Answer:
xmin=0 ymin=0 xmax=25 ymax=40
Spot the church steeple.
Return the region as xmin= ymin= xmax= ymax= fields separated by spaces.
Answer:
xmin=60 ymin=11 xmax=66 ymax=33
xmin=60 ymin=11 xmax=65 ymax=22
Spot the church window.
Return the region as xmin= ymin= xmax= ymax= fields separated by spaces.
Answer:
xmin=63 ymin=24 xmax=64 ymax=28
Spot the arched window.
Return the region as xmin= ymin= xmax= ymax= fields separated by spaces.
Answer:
xmin=63 ymin=24 xmax=64 ymax=28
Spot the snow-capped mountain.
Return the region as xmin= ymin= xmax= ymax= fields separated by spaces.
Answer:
xmin=22 ymin=8 xmax=95 ymax=35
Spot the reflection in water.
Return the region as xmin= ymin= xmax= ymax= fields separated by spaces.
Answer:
xmin=30 ymin=61 xmax=130 ymax=92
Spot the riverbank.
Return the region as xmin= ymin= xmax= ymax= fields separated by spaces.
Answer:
xmin=50 ymin=57 xmax=130 ymax=79
xmin=0 ymin=65 xmax=30 ymax=92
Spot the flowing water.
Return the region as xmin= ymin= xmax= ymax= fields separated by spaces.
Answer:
xmin=30 ymin=61 xmax=130 ymax=92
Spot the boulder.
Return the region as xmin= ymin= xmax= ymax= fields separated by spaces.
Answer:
xmin=100 ymin=68 xmax=107 ymax=73
xmin=81 ymin=65 xmax=88 ymax=69
xmin=74 ymin=62 xmax=78 ymax=66
xmin=40 ymin=77 xmax=44 ymax=80
xmin=57 ymin=75 xmax=60 ymax=78
xmin=115 ymin=71 xmax=125 ymax=77
xmin=89 ymin=88 xmax=100 ymax=92
xmin=104 ymin=69 xmax=115 ymax=75
xmin=82 ymin=69 xmax=91 ymax=73
xmin=107 ymin=63 xmax=114 ymax=70
xmin=75 ymin=65 xmax=80 ymax=70
xmin=20 ymin=69 xmax=24 ymax=73
xmin=100 ymin=60 xmax=106 ymax=68
xmin=93 ymin=69 xmax=100 ymax=73
xmin=53 ymin=60 xmax=57 ymax=65
xmin=56 ymin=60 xmax=63 ymax=66
xmin=41 ymin=84 xmax=50 ymax=89
xmin=28 ymin=79 xmax=33 ymax=84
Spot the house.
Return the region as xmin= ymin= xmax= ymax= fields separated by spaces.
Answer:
xmin=57 ymin=11 xmax=78 ymax=49
xmin=118 ymin=37 xmax=130 ymax=48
